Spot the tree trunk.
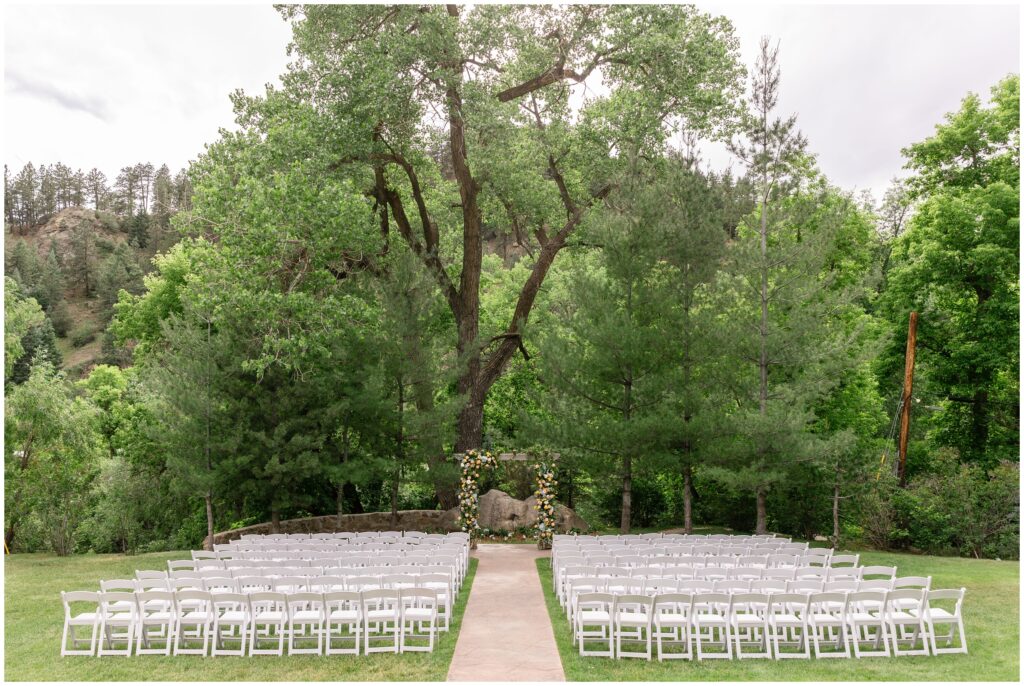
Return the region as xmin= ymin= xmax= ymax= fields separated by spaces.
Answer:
xmin=683 ymin=464 xmax=694 ymax=534
xmin=271 ymin=507 xmax=281 ymax=534
xmin=337 ymin=483 xmax=345 ymax=529
xmin=390 ymin=473 xmax=400 ymax=526
xmin=832 ymin=480 xmax=840 ymax=549
xmin=4 ymin=525 xmax=16 ymax=551
xmin=620 ymin=455 xmax=633 ymax=534
xmin=755 ymin=486 xmax=768 ymax=535
xmin=204 ymin=492 xmax=215 ymax=551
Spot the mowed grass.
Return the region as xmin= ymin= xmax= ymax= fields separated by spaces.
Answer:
xmin=4 ymin=551 xmax=477 ymax=681
xmin=536 ymin=550 xmax=1020 ymax=681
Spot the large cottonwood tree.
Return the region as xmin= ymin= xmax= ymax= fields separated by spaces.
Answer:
xmin=190 ymin=4 xmax=743 ymax=506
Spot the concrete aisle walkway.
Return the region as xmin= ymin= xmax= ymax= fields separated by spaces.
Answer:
xmin=447 ymin=544 xmax=565 ymax=682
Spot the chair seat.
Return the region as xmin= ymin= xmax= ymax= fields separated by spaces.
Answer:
xmin=578 ymin=610 xmax=610 ymax=623
xmin=616 ymin=612 xmax=650 ymax=625
xmin=849 ymin=612 xmax=882 ymax=622
xmin=141 ymin=612 xmax=174 ymax=621
xmin=733 ymin=615 xmax=766 ymax=627
xmin=404 ymin=608 xmax=435 ymax=620
xmin=69 ymin=612 xmax=98 ymax=624
xmin=328 ymin=610 xmax=359 ymax=621
xmin=770 ymin=613 xmax=803 ymax=624
xmin=291 ymin=610 xmax=322 ymax=621
xmin=920 ymin=608 xmax=955 ymax=620
xmin=694 ymin=613 xmax=727 ymax=625
xmin=253 ymin=611 xmax=284 ymax=622
xmin=217 ymin=611 xmax=247 ymax=622
xmin=181 ymin=611 xmax=211 ymax=621
xmin=366 ymin=609 xmax=399 ymax=620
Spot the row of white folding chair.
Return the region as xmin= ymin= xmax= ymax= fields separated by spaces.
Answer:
xmin=175 ymin=555 xmax=466 ymax=583
xmin=573 ymin=587 xmax=966 ymax=661
xmin=560 ymin=553 xmax=839 ymax=570
xmin=555 ymin=533 xmax=786 ymax=542
xmin=552 ymin=547 xmax=815 ymax=570
xmin=564 ymin=576 xmax=931 ymax=620
xmin=216 ymin=541 xmax=464 ymax=554
xmin=62 ymin=587 xmax=442 ymax=657
xmin=186 ymin=553 xmax=461 ymax=567
xmin=237 ymin=531 xmax=407 ymax=540
xmin=155 ymin=567 xmax=459 ymax=592
xmin=556 ymin=566 xmax=897 ymax=606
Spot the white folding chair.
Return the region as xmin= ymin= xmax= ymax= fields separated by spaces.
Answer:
xmin=361 ymin=589 xmax=401 ymax=654
xmin=808 ymin=592 xmax=851 ymax=658
xmin=325 ymin=590 xmax=362 ymax=655
xmin=612 ymin=594 xmax=654 ymax=660
xmin=847 ymin=591 xmax=890 ymax=658
xmin=730 ymin=592 xmax=771 ymax=659
xmin=61 ymin=591 xmax=101 ymax=656
xmin=97 ymin=591 xmax=137 ymax=657
xmin=884 ymin=589 xmax=929 ymax=656
xmin=652 ymin=593 xmax=692 ymax=661
xmin=399 ymin=588 xmax=438 ymax=653
xmin=287 ymin=592 xmax=326 ymax=655
xmin=173 ymin=590 xmax=212 ymax=656
xmin=767 ymin=592 xmax=810 ymax=659
xmin=210 ymin=592 xmax=249 ymax=656
xmin=135 ymin=591 xmax=175 ymax=656
xmin=692 ymin=592 xmax=732 ymax=660
xmin=249 ymin=591 xmax=287 ymax=656
xmin=575 ymin=592 xmax=615 ymax=657
xmin=921 ymin=588 xmax=967 ymax=655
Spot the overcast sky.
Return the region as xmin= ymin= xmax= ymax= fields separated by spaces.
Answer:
xmin=4 ymin=2 xmax=1020 ymax=202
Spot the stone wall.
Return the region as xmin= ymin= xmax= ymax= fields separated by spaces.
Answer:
xmin=205 ymin=510 xmax=451 ymax=546
xmin=205 ymin=491 xmax=589 ymax=546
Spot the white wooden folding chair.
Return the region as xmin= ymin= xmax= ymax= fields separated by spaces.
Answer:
xmin=399 ymin=588 xmax=438 ymax=653
xmin=691 ymin=592 xmax=732 ymax=660
xmin=612 ymin=594 xmax=654 ymax=660
xmin=135 ymin=591 xmax=175 ymax=656
xmin=730 ymin=592 xmax=771 ymax=659
xmin=97 ymin=591 xmax=137 ymax=656
xmin=325 ymin=590 xmax=362 ymax=655
xmin=210 ymin=592 xmax=249 ymax=656
xmin=575 ymin=592 xmax=615 ymax=657
xmin=652 ymin=593 xmax=692 ymax=661
xmin=767 ymin=592 xmax=810 ymax=659
xmin=362 ymin=589 xmax=401 ymax=654
xmin=61 ymin=591 xmax=101 ymax=656
xmin=808 ymin=592 xmax=851 ymax=658
xmin=249 ymin=591 xmax=287 ymax=656
xmin=883 ymin=589 xmax=929 ymax=656
xmin=921 ymin=588 xmax=967 ymax=655
xmin=173 ymin=590 xmax=212 ymax=655
xmin=847 ymin=590 xmax=890 ymax=657
xmin=287 ymin=592 xmax=326 ymax=655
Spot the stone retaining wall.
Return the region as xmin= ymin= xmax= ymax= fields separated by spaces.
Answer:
xmin=205 ymin=510 xmax=451 ymax=546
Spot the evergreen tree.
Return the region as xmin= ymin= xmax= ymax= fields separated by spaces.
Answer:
xmin=97 ymin=242 xmax=145 ymax=321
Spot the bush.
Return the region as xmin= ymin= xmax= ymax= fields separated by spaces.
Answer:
xmin=70 ymin=325 xmax=97 ymax=348
xmin=49 ymin=299 xmax=73 ymax=337
xmin=599 ymin=477 xmax=667 ymax=529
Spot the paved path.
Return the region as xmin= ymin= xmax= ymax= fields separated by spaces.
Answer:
xmin=447 ymin=544 xmax=565 ymax=682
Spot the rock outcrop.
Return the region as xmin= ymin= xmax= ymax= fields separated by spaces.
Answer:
xmin=439 ymin=489 xmax=589 ymax=532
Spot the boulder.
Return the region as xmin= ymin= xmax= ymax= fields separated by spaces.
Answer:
xmin=440 ymin=489 xmax=589 ymax=533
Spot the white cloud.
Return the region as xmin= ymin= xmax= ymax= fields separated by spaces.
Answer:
xmin=3 ymin=2 xmax=1019 ymax=201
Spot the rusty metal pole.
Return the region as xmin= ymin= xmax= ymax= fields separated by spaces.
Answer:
xmin=897 ymin=311 xmax=918 ymax=487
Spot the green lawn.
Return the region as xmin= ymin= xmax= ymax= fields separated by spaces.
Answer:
xmin=4 ymin=551 xmax=477 ymax=681
xmin=536 ymin=550 xmax=1020 ymax=681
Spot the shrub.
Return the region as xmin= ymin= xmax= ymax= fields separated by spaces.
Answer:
xmin=69 ymin=325 xmax=97 ymax=348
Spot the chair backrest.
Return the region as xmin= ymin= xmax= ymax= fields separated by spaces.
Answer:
xmin=823 ymin=580 xmax=858 ymax=592
xmin=210 ymin=592 xmax=248 ymax=611
xmin=859 ymin=579 xmax=894 ymax=591
xmin=885 ymin=588 xmax=925 ymax=611
xmin=136 ymin=570 xmax=168 ymax=580
xmin=714 ymin=579 xmax=751 ymax=593
xmin=770 ymin=592 xmax=809 ymax=614
xmin=248 ymin=591 xmax=287 ymax=610
xmin=62 ymin=590 xmax=100 ymax=614
xmin=730 ymin=567 xmax=763 ymax=580
xmin=787 ymin=580 xmax=824 ymax=593
xmin=809 ymin=592 xmax=848 ymax=615
xmin=203 ymin=577 xmax=237 ymax=593
xmin=346 ymin=576 xmax=382 ymax=591
xmin=731 ymin=592 xmax=770 ymax=614
xmin=860 ymin=565 xmax=897 ymax=580
xmin=360 ymin=588 xmax=400 ymax=606
xmin=100 ymin=579 xmax=136 ymax=592
xmin=174 ymin=589 xmax=212 ymax=607
xmin=286 ymin=592 xmax=324 ymax=609
xmin=829 ymin=553 xmax=859 ymax=567
xmin=692 ymin=592 xmax=731 ymax=615
xmin=750 ymin=579 xmax=787 ymax=593
xmin=925 ymin=587 xmax=966 ymax=616
xmin=136 ymin=590 xmax=175 ymax=610
xmin=273 ymin=576 xmax=307 ymax=592
xmin=700 ymin=566 xmax=727 ymax=580
xmin=136 ymin=578 xmax=170 ymax=592
xmin=236 ymin=576 xmax=273 ymax=593
xmin=848 ymin=590 xmax=887 ymax=606
xmin=170 ymin=570 xmax=201 ymax=579
xmin=99 ymin=591 xmax=137 ymax=613
xmin=191 ymin=550 xmax=218 ymax=560
xmin=794 ymin=567 xmax=826 ymax=580
xmin=613 ymin=594 xmax=653 ymax=618
xmin=893 ymin=575 xmax=931 ymax=590
xmin=827 ymin=567 xmax=862 ymax=581
xmin=167 ymin=559 xmax=195 ymax=572
xmin=400 ymin=588 xmax=437 ymax=606
xmin=677 ymin=580 xmax=714 ymax=593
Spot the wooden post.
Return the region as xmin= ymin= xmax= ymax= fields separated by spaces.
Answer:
xmin=897 ymin=311 xmax=918 ymax=487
